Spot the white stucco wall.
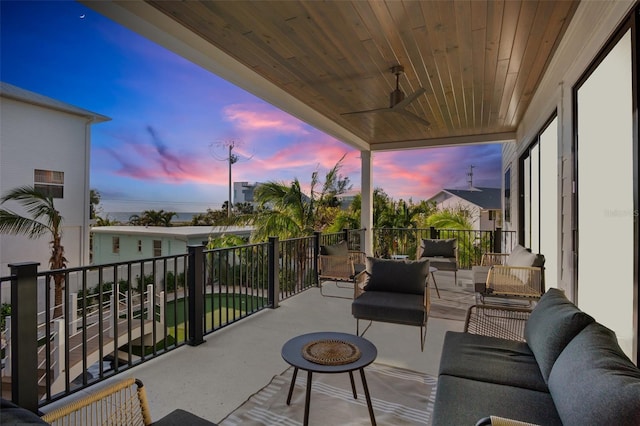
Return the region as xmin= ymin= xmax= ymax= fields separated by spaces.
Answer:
xmin=0 ymin=86 xmax=107 ymax=276
xmin=504 ymin=1 xmax=637 ymax=358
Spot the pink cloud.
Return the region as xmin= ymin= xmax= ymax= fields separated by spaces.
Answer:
xmin=223 ymin=103 xmax=310 ymax=135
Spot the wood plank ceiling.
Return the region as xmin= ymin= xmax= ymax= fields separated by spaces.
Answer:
xmin=147 ymin=0 xmax=579 ymax=150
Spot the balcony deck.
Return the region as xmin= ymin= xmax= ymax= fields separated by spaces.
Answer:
xmin=41 ymin=271 xmax=470 ymax=423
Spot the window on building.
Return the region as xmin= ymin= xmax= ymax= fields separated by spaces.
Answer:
xmin=137 ymin=240 xmax=143 ymax=253
xmin=34 ymin=169 xmax=64 ymax=198
xmin=153 ymin=240 xmax=162 ymax=257
xmin=112 ymin=237 xmax=120 ymax=254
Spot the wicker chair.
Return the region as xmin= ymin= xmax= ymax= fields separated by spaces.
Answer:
xmin=318 ymin=240 xmax=366 ymax=298
xmin=474 ymin=245 xmax=545 ymax=304
xmin=41 ymin=377 xmax=216 ymax=425
xmin=464 ymin=304 xmax=532 ymax=342
xmin=352 ymin=257 xmax=431 ymax=351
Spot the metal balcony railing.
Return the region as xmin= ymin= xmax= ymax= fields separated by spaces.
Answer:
xmin=0 ymin=226 xmax=507 ymax=413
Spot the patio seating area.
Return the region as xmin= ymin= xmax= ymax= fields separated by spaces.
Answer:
xmin=39 ymin=270 xmax=467 ymax=424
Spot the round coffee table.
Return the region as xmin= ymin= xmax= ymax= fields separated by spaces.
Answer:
xmin=281 ymin=331 xmax=378 ymax=426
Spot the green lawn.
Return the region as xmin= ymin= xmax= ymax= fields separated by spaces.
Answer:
xmin=163 ymin=293 xmax=267 ymax=340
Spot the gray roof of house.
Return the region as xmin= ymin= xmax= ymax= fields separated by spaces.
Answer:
xmin=0 ymin=81 xmax=110 ymax=123
xmin=442 ymin=187 xmax=502 ymax=209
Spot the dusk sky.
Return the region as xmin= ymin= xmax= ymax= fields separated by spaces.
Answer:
xmin=1 ymin=1 xmax=503 ymax=214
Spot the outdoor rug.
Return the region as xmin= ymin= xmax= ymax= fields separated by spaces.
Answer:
xmin=219 ymin=363 xmax=437 ymax=425
xmin=429 ymin=288 xmax=476 ymax=322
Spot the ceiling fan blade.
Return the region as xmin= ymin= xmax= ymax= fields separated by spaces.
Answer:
xmin=396 ymin=109 xmax=431 ymax=127
xmin=391 ymin=87 xmax=426 ymax=110
xmin=341 ymin=107 xmax=389 ymax=116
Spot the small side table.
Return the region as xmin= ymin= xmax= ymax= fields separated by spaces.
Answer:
xmin=281 ymin=331 xmax=378 ymax=426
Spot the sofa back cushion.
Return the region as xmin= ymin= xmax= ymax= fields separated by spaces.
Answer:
xmin=320 ymin=240 xmax=348 ymax=256
xmin=524 ymin=288 xmax=594 ymax=381
xmin=363 ymin=257 xmax=429 ymax=295
xmin=548 ymin=322 xmax=640 ymax=426
xmin=419 ymin=238 xmax=457 ymax=258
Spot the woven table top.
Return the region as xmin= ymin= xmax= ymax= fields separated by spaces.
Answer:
xmin=301 ymin=339 xmax=362 ymax=365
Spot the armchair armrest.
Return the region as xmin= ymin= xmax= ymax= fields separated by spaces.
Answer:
xmin=353 ymin=269 xmax=368 ymax=299
xmin=464 ymin=304 xmax=532 ymax=342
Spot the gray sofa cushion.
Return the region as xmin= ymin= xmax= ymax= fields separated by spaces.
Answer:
xmin=524 ymin=288 xmax=594 ymax=381
xmin=352 ymin=291 xmax=426 ymax=326
xmin=420 ymin=238 xmax=456 ymax=258
xmin=438 ymin=331 xmax=548 ymax=392
xmin=320 ymin=240 xmax=348 ymax=256
xmin=432 ymin=375 xmax=562 ymax=426
xmin=548 ymin=322 xmax=640 ymax=426
xmin=363 ymin=257 xmax=429 ymax=295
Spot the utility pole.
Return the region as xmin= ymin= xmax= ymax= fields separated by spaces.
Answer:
xmin=227 ymin=143 xmax=238 ymax=219
xmin=211 ymin=139 xmax=250 ymax=220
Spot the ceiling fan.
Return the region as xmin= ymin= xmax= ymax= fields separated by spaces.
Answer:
xmin=341 ymin=65 xmax=430 ymax=127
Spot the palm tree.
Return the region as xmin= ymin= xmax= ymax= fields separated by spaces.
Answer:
xmin=0 ymin=186 xmax=67 ymax=317
xmin=129 ymin=209 xmax=176 ymax=226
xmin=250 ymin=156 xmax=351 ymax=241
xmin=249 ymin=157 xmax=351 ymax=290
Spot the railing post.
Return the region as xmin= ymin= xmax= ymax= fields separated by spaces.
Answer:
xmin=9 ymin=261 xmax=40 ymax=413
xmin=313 ymin=232 xmax=321 ymax=287
xmin=268 ymin=237 xmax=280 ymax=308
xmin=429 ymin=226 xmax=438 ymax=239
xmin=187 ymin=245 xmax=205 ymax=346
xmin=493 ymin=227 xmax=502 ymax=253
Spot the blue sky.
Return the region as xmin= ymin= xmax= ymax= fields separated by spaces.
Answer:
xmin=1 ymin=1 xmax=503 ymax=214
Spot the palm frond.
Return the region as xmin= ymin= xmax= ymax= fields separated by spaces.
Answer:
xmin=0 ymin=210 xmax=49 ymax=238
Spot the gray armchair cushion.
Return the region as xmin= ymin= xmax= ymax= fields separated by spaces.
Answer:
xmin=420 ymin=238 xmax=456 ymax=258
xmin=548 ymin=322 xmax=640 ymax=426
xmin=320 ymin=240 xmax=348 ymax=256
xmin=352 ymin=291 xmax=426 ymax=325
xmin=363 ymin=257 xmax=429 ymax=295
xmin=524 ymin=288 xmax=594 ymax=381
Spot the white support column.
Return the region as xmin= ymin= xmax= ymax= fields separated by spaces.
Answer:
xmin=159 ymin=291 xmax=165 ymax=325
xmin=70 ymin=293 xmax=78 ymax=335
xmin=146 ymin=284 xmax=153 ymax=320
xmin=53 ymin=318 xmax=65 ymax=380
xmin=360 ymin=150 xmax=374 ymax=255
xmin=109 ymin=293 xmax=115 ymax=339
xmin=3 ymin=316 xmax=11 ymax=377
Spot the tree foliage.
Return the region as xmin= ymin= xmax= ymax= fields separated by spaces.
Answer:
xmin=249 ymin=155 xmax=351 ymax=242
xmin=0 ymin=186 xmax=67 ymax=316
xmin=129 ymin=209 xmax=176 ymax=226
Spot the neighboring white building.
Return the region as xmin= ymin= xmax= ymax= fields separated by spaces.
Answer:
xmin=91 ymin=225 xmax=254 ymax=265
xmin=233 ymin=181 xmax=263 ymax=206
xmin=0 ymin=82 xmax=109 ymax=275
xmin=427 ymin=187 xmax=502 ymax=231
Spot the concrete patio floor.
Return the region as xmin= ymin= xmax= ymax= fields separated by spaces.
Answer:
xmin=43 ymin=271 xmax=471 ymax=424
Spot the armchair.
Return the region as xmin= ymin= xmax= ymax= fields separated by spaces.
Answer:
xmin=352 ymin=257 xmax=430 ymax=351
xmin=318 ymin=240 xmax=366 ymax=298
xmin=474 ymin=245 xmax=545 ymax=304
xmin=417 ymin=238 xmax=458 ymax=285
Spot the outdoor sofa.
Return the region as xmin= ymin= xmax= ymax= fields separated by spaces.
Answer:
xmin=432 ymin=288 xmax=640 ymax=425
